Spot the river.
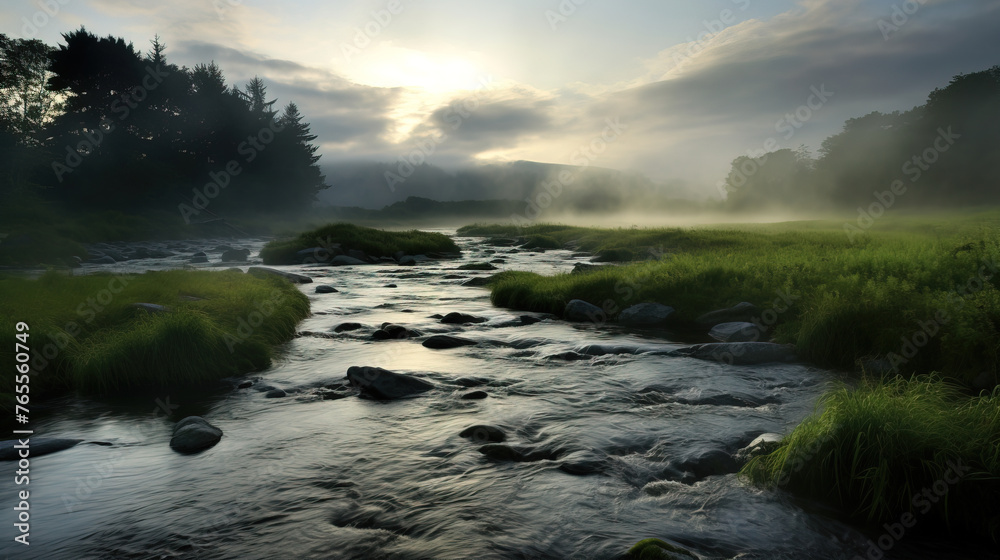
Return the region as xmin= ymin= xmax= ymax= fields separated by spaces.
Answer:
xmin=2 ymin=231 xmax=994 ymax=559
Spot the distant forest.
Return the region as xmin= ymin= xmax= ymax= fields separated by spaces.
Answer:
xmin=0 ymin=28 xmax=326 ymax=220
xmin=721 ymin=65 xmax=1000 ymax=212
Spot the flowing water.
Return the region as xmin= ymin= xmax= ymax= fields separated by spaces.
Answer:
xmin=2 ymin=232 xmax=995 ymax=559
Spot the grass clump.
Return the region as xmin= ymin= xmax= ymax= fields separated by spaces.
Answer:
xmin=741 ymin=376 xmax=1000 ymax=539
xmin=0 ymin=269 xmax=309 ymax=398
xmin=260 ymin=222 xmax=460 ymax=264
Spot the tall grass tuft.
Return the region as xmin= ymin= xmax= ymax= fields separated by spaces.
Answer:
xmin=741 ymin=376 xmax=1000 ymax=539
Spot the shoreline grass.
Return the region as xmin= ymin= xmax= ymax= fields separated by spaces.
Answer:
xmin=740 ymin=376 xmax=1000 ymax=539
xmin=467 ymin=219 xmax=1000 ymax=386
xmin=0 ymin=269 xmax=309 ymax=401
xmin=260 ymin=222 xmax=461 ymax=264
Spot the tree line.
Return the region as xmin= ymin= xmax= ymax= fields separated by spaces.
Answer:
xmin=721 ymin=65 xmax=1000 ymax=212
xmin=0 ymin=28 xmax=327 ymax=219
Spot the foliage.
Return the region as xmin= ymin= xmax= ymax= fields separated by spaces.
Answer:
xmin=259 ymin=222 xmax=461 ymax=264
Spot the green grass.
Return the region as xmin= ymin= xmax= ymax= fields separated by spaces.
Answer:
xmin=468 ymin=216 xmax=1000 ymax=386
xmin=741 ymin=376 xmax=1000 ymax=539
xmin=259 ymin=222 xmax=461 ymax=264
xmin=0 ymin=269 xmax=309 ymax=400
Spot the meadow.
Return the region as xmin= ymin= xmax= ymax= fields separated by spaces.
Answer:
xmin=259 ymin=222 xmax=462 ymax=264
xmin=0 ymin=269 xmax=309 ymax=404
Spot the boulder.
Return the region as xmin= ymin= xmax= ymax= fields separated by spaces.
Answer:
xmin=459 ymin=425 xmax=506 ymax=443
xmin=461 ymin=390 xmax=488 ymax=400
xmin=478 ymin=444 xmax=524 ymax=461
xmin=441 ymin=312 xmax=487 ymax=324
xmin=422 ymin=335 xmax=477 ymax=349
xmin=248 ymin=266 xmax=313 ymax=284
xmin=709 ymin=321 xmax=764 ymax=343
xmin=189 ymin=255 xmax=209 ymax=263
xmin=334 ymin=322 xmax=364 ymax=333
xmin=0 ymin=438 xmax=83 ymax=460
xmin=169 ymin=416 xmax=223 ymax=453
xmin=221 ymin=248 xmax=251 ymax=262
xmin=330 ymin=255 xmax=368 ymax=266
xmin=672 ymin=342 xmax=796 ymax=365
xmin=617 ymin=303 xmax=676 ymax=327
xmin=696 ymin=302 xmax=759 ymax=327
xmin=315 ymin=285 xmax=339 ymax=294
xmin=462 ymin=277 xmax=493 ymax=287
xmin=346 ymin=366 xmax=434 ymax=399
xmin=564 ymin=299 xmax=605 ymax=322
xmin=734 ymin=433 xmax=784 ymax=466
xmin=264 ymin=389 xmax=287 ymax=398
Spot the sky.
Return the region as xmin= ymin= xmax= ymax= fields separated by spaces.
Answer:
xmin=3 ymin=0 xmax=1000 ymax=201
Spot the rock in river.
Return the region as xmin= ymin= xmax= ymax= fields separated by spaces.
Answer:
xmin=0 ymin=438 xmax=83 ymax=460
xmin=248 ymin=266 xmax=313 ymax=284
xmin=617 ymin=303 xmax=675 ymax=327
xmin=441 ymin=312 xmax=487 ymax=324
xmin=346 ymin=366 xmax=435 ymax=399
xmin=734 ymin=433 xmax=784 ymax=466
xmin=564 ymin=299 xmax=605 ymax=322
xmin=709 ymin=321 xmax=764 ymax=342
xmin=672 ymin=342 xmax=796 ymax=365
xmin=315 ymin=285 xmax=339 ymax=294
xmin=695 ymin=301 xmax=759 ymax=327
xmin=422 ymin=334 xmax=477 ymax=349
xmin=459 ymin=425 xmax=506 ymax=443
xmin=170 ymin=416 xmax=223 ymax=453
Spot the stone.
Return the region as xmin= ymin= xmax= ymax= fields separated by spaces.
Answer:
xmin=221 ymin=248 xmax=251 ymax=262
xmin=315 ymin=285 xmax=339 ymax=294
xmin=617 ymin=303 xmax=675 ymax=327
xmin=672 ymin=342 xmax=797 ymax=365
xmin=330 ymin=255 xmax=368 ymax=266
xmin=441 ymin=312 xmax=487 ymax=324
xmin=169 ymin=416 xmax=222 ymax=453
xmin=695 ymin=302 xmax=759 ymax=327
xmin=334 ymin=322 xmax=364 ymax=333
xmin=346 ymin=366 xmax=434 ymax=399
xmin=265 ymin=389 xmax=287 ymax=398
xmin=460 ymin=425 xmax=506 ymax=442
xmin=237 ymin=380 xmax=253 ymax=389
xmin=189 ymin=255 xmax=209 ymax=263
xmin=422 ymin=335 xmax=477 ymax=349
xmin=248 ymin=266 xmax=313 ymax=284
xmin=0 ymin=438 xmax=83 ymax=460
xmin=564 ymin=299 xmax=604 ymax=322
xmin=461 ymin=390 xmax=488 ymax=400
xmin=709 ymin=322 xmax=765 ymax=343
xmin=734 ymin=433 xmax=784 ymax=466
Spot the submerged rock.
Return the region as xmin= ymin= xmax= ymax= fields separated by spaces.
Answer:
xmin=220 ymin=248 xmax=251 ymax=262
xmin=734 ymin=433 xmax=784 ymax=466
xmin=695 ymin=301 xmax=759 ymax=327
xmin=334 ymin=322 xmax=364 ymax=333
xmin=461 ymin=390 xmax=489 ymax=400
xmin=0 ymin=438 xmax=83 ymax=460
xmin=346 ymin=366 xmax=434 ymax=399
xmin=248 ymin=266 xmax=313 ymax=284
xmin=170 ymin=416 xmax=223 ymax=453
xmin=315 ymin=285 xmax=339 ymax=294
xmin=672 ymin=342 xmax=796 ymax=365
xmin=564 ymin=299 xmax=605 ymax=322
xmin=709 ymin=321 xmax=764 ymax=342
xmin=423 ymin=334 xmax=477 ymax=349
xmin=617 ymin=303 xmax=676 ymax=327
xmin=441 ymin=312 xmax=488 ymax=324
xmin=459 ymin=425 xmax=506 ymax=443
xmin=264 ymin=389 xmax=287 ymax=398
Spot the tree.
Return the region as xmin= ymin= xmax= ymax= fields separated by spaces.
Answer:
xmin=0 ymin=33 xmax=60 ymax=139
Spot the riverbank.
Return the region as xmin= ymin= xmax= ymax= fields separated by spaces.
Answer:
xmin=0 ymin=269 xmax=309 ymax=406
xmin=259 ymin=222 xmax=461 ymax=264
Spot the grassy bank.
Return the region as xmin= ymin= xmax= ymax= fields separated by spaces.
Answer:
xmin=260 ymin=222 xmax=461 ymax=264
xmin=741 ymin=376 xmax=1000 ymax=539
xmin=0 ymin=269 xmax=309 ymax=400
xmin=467 ymin=217 xmax=1000 ymax=386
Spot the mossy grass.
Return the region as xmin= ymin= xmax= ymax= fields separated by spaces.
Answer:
xmin=468 ymin=215 xmax=1000 ymax=385
xmin=259 ymin=222 xmax=461 ymax=264
xmin=0 ymin=269 xmax=309 ymax=401
xmin=741 ymin=375 xmax=1000 ymax=539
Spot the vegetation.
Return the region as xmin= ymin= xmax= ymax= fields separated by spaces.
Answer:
xmin=259 ymin=222 xmax=461 ymax=264
xmin=741 ymin=376 xmax=1000 ymax=539
xmin=626 ymin=538 xmax=695 ymax=559
xmin=464 ymin=215 xmax=1000 ymax=387
xmin=0 ymin=269 xmax=309 ymax=402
